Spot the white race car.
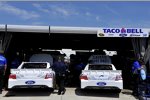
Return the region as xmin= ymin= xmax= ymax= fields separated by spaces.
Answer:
xmin=8 ymin=62 xmax=55 ymax=89
xmin=80 ymin=55 xmax=123 ymax=91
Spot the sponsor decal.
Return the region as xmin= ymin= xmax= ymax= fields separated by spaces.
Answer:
xmin=97 ymin=28 xmax=148 ymax=37
xmin=98 ymin=33 xmax=104 ymax=37
xmin=143 ymin=34 xmax=148 ymax=37
xmin=25 ymin=80 xmax=35 ymax=85
xmin=103 ymin=28 xmax=143 ymax=33
xmin=119 ymin=33 xmax=127 ymax=37
xmin=97 ymin=82 xmax=106 ymax=86
xmin=130 ymin=34 xmax=141 ymax=37
xmin=108 ymin=34 xmax=114 ymax=36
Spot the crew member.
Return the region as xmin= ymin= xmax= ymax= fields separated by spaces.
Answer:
xmin=52 ymin=56 xmax=67 ymax=95
xmin=0 ymin=51 xmax=7 ymax=94
xmin=131 ymin=58 xmax=142 ymax=96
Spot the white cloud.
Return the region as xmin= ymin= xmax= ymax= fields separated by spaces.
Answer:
xmin=96 ymin=16 xmax=100 ymax=21
xmin=104 ymin=5 xmax=119 ymax=16
xmin=32 ymin=3 xmax=50 ymax=13
xmin=33 ymin=3 xmax=102 ymax=23
xmin=0 ymin=2 xmax=40 ymax=19
xmin=49 ymin=5 xmax=79 ymax=16
xmin=52 ymin=6 xmax=70 ymax=16
xmin=85 ymin=11 xmax=101 ymax=22
xmin=33 ymin=3 xmax=79 ymax=17
xmin=85 ymin=12 xmax=91 ymax=16
xmin=32 ymin=3 xmax=41 ymax=8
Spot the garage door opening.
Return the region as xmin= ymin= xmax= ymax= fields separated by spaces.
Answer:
xmin=3 ymin=32 xmax=147 ymax=89
xmin=0 ymin=25 xmax=149 ymax=90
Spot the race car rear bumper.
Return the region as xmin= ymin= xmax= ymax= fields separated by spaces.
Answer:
xmin=8 ymin=78 xmax=54 ymax=89
xmin=80 ymin=80 xmax=123 ymax=89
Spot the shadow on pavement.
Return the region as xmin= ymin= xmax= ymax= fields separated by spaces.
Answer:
xmin=4 ymin=88 xmax=53 ymax=97
xmin=75 ymin=88 xmax=120 ymax=98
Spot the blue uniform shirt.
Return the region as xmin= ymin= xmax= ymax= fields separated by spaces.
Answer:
xmin=132 ymin=60 xmax=141 ymax=74
xmin=0 ymin=54 xmax=7 ymax=69
xmin=75 ymin=63 xmax=85 ymax=71
xmin=11 ymin=58 xmax=20 ymax=68
xmin=52 ymin=61 xmax=67 ymax=75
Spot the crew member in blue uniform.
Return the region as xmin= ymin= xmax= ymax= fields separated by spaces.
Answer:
xmin=132 ymin=59 xmax=142 ymax=96
xmin=52 ymin=56 xmax=67 ymax=95
xmin=0 ymin=51 xmax=7 ymax=94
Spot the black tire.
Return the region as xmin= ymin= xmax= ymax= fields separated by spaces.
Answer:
xmin=115 ymin=89 xmax=121 ymax=93
xmin=48 ymin=88 xmax=54 ymax=92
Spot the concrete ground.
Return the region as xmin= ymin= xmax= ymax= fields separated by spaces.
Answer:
xmin=0 ymin=88 xmax=138 ymax=100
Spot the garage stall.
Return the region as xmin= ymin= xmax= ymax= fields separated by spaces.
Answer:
xmin=0 ymin=24 xmax=150 ymax=89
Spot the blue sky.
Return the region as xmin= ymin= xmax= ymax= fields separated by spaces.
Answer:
xmin=0 ymin=1 xmax=150 ymax=27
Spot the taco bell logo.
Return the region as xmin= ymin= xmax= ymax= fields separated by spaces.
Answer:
xmin=103 ymin=28 xmax=143 ymax=33
xmin=121 ymin=28 xmax=126 ymax=33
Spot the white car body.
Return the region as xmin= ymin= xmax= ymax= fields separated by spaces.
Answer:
xmin=80 ymin=55 xmax=123 ymax=90
xmin=8 ymin=62 xmax=55 ymax=89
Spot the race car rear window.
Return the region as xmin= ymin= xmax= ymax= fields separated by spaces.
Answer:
xmin=89 ymin=65 xmax=112 ymax=70
xmin=22 ymin=63 xmax=47 ymax=69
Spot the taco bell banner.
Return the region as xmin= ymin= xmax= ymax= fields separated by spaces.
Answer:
xmin=97 ymin=28 xmax=149 ymax=37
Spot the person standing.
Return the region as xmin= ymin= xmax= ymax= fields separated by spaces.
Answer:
xmin=11 ymin=52 xmax=21 ymax=69
xmin=74 ymin=60 xmax=85 ymax=87
xmin=0 ymin=51 xmax=7 ymax=94
xmin=52 ymin=56 xmax=67 ymax=95
xmin=131 ymin=58 xmax=142 ymax=96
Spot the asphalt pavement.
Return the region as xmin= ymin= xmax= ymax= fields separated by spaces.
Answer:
xmin=0 ymin=88 xmax=138 ymax=100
